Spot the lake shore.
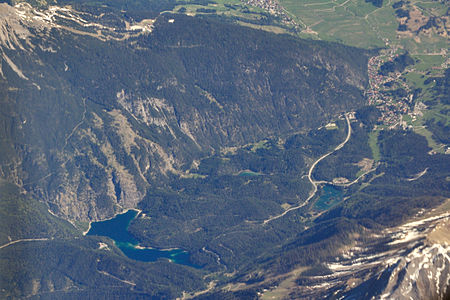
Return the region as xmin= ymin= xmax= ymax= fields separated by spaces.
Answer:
xmin=82 ymin=207 xmax=142 ymax=236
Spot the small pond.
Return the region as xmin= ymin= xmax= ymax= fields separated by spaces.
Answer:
xmin=314 ymin=185 xmax=343 ymax=211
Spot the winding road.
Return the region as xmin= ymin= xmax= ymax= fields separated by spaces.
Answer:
xmin=0 ymin=238 xmax=50 ymax=250
xmin=263 ymin=113 xmax=352 ymax=224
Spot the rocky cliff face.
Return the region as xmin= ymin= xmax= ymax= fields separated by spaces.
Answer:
xmin=0 ymin=3 xmax=370 ymax=221
xmin=336 ymin=213 xmax=450 ymax=300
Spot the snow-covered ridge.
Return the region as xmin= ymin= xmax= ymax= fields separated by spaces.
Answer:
xmin=0 ymin=2 xmax=154 ymax=50
xmin=341 ymin=212 xmax=450 ymax=299
xmin=0 ymin=2 xmax=154 ymax=80
xmin=293 ymin=212 xmax=450 ymax=299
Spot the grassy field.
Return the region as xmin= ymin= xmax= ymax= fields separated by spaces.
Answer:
xmin=401 ymin=69 xmax=448 ymax=153
xmin=250 ymin=140 xmax=271 ymax=152
xmin=168 ymin=0 xmax=449 ymax=54
xmin=368 ymin=130 xmax=381 ymax=161
xmin=236 ymin=21 xmax=291 ymax=34
xmin=279 ymin=0 xmax=449 ymax=52
xmin=413 ymin=54 xmax=446 ymax=72
xmin=170 ymin=0 xmax=292 ymax=34
xmin=413 ymin=126 xmax=445 ymax=153
xmin=279 ymin=0 xmax=395 ymax=48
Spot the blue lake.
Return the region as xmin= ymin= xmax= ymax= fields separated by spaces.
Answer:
xmin=314 ymin=185 xmax=343 ymax=211
xmin=87 ymin=209 xmax=195 ymax=267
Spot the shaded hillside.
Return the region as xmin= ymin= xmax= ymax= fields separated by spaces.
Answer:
xmin=0 ymin=5 xmax=371 ymax=222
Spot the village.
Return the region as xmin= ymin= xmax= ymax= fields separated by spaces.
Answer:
xmin=366 ymin=48 xmax=450 ymax=154
xmin=366 ymin=49 xmax=420 ymax=129
xmin=242 ymin=0 xmax=297 ymax=27
xmin=241 ymin=0 xmax=445 ymax=133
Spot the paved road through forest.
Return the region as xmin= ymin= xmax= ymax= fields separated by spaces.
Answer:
xmin=263 ymin=113 xmax=352 ymax=224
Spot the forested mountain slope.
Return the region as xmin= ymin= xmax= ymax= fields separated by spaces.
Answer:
xmin=0 ymin=1 xmax=448 ymax=299
xmin=0 ymin=3 xmax=369 ymax=221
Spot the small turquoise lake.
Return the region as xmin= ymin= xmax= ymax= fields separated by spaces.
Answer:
xmin=87 ymin=210 xmax=195 ymax=267
xmin=314 ymin=185 xmax=343 ymax=211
